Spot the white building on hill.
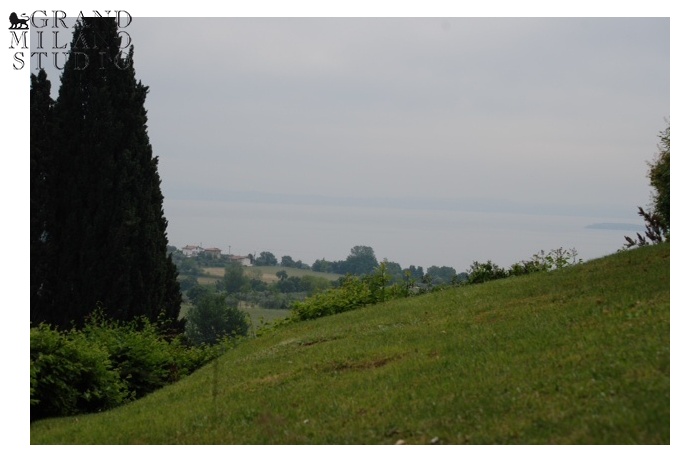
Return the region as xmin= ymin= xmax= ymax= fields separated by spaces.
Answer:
xmin=229 ymin=255 xmax=254 ymax=266
xmin=182 ymin=245 xmax=204 ymax=257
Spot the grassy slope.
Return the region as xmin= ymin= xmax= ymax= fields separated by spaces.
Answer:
xmin=31 ymin=244 xmax=670 ymax=444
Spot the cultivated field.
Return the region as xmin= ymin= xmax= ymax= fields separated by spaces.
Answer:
xmin=198 ymin=266 xmax=341 ymax=284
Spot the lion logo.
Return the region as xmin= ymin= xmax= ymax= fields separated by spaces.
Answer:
xmin=8 ymin=12 xmax=29 ymax=29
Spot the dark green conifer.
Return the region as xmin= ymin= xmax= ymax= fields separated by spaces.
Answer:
xmin=30 ymin=69 xmax=54 ymax=322
xmin=33 ymin=17 xmax=181 ymax=328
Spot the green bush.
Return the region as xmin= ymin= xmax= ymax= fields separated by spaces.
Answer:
xmin=509 ymin=248 xmax=581 ymax=276
xmin=291 ymin=263 xmax=399 ymax=321
xmin=185 ymin=293 xmax=249 ymax=345
xmin=468 ymin=260 xmax=508 ymax=284
xmin=30 ymin=324 xmax=129 ymax=421
xmin=291 ymin=275 xmax=372 ymax=321
xmin=649 ymin=123 xmax=670 ymax=233
xmin=31 ymin=312 xmax=224 ymax=421
xmin=81 ymin=313 xmax=200 ymax=398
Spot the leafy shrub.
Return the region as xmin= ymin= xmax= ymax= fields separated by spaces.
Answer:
xmin=291 ymin=275 xmax=373 ymax=321
xmin=31 ymin=312 xmax=225 ymax=421
xmin=543 ymin=247 xmax=582 ymax=269
xmin=468 ymin=260 xmax=508 ymax=284
xmin=509 ymin=248 xmax=581 ymax=276
xmin=81 ymin=312 xmax=210 ymax=398
xmin=30 ymin=324 xmax=129 ymax=421
xmin=291 ymin=262 xmax=399 ymax=321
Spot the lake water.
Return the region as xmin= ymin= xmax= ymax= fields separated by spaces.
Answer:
xmin=163 ymin=199 xmax=643 ymax=271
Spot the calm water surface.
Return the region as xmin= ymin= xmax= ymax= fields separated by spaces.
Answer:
xmin=164 ymin=199 xmax=641 ymax=271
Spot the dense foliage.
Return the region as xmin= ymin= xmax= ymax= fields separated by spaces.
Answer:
xmin=31 ymin=312 xmax=222 ymax=421
xmin=290 ymin=263 xmax=406 ymax=321
xmin=625 ymin=122 xmax=670 ymax=248
xmin=649 ymin=124 xmax=670 ymax=233
xmin=176 ymin=257 xmax=335 ymax=310
xmin=291 ymin=248 xmax=582 ymax=322
xmin=255 ymin=251 xmax=278 ymax=266
xmin=311 ymin=245 xmax=379 ymax=275
xmin=185 ymin=293 xmax=249 ymax=345
xmin=30 ymin=323 xmax=127 ymax=421
xmin=30 ymin=70 xmax=53 ymax=316
xmin=30 ymin=17 xmax=181 ymax=329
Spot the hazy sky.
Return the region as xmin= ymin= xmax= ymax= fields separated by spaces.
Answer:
xmin=24 ymin=7 xmax=670 ymax=268
xmin=133 ymin=16 xmax=668 ymax=209
xmin=129 ymin=16 xmax=668 ymax=266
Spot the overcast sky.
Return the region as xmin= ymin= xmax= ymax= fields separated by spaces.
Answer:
xmin=19 ymin=5 xmax=671 ymax=268
xmin=29 ymin=13 xmax=671 ymax=267
xmin=128 ymin=17 xmax=669 ymax=209
xmin=118 ymin=16 xmax=668 ymax=264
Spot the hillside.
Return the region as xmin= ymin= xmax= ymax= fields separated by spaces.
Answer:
xmin=195 ymin=265 xmax=340 ymax=286
xmin=30 ymin=244 xmax=670 ymax=444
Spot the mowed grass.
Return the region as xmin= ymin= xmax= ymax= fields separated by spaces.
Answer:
xmin=31 ymin=244 xmax=669 ymax=444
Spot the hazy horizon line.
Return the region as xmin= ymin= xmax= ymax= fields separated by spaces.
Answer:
xmin=163 ymin=187 xmax=643 ymax=222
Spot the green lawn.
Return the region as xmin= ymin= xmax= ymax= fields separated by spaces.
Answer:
xmin=31 ymin=244 xmax=669 ymax=444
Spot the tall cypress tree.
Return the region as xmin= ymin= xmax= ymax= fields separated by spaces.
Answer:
xmin=33 ymin=17 xmax=181 ymax=328
xmin=30 ymin=69 xmax=54 ymax=320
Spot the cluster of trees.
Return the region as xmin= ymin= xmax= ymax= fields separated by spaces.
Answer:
xmin=176 ymin=245 xmax=480 ymax=292
xmin=181 ymin=261 xmax=332 ymax=311
xmin=30 ymin=17 xmax=181 ymax=330
xmin=176 ymin=244 xmax=518 ymax=304
xmin=218 ymin=262 xmax=330 ymax=296
xmin=311 ymin=245 xmax=379 ymax=275
xmin=253 ymin=251 xmax=309 ymax=269
xmin=290 ymin=248 xmax=583 ymax=322
xmin=310 ymin=246 xmax=472 ymax=287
